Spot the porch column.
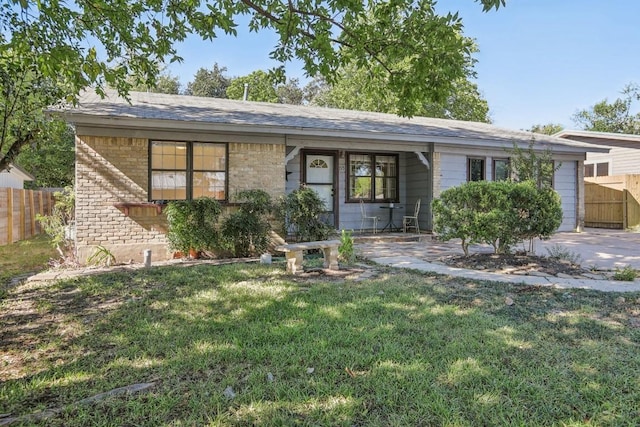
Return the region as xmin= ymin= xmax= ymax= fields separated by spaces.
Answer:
xmin=576 ymin=159 xmax=585 ymax=232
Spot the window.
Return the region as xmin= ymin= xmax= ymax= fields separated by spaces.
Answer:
xmin=596 ymin=162 xmax=609 ymax=177
xmin=493 ymin=158 xmax=510 ymax=181
xmin=309 ymin=158 xmax=328 ymax=169
xmin=347 ymin=153 xmax=398 ymax=202
xmin=468 ymin=157 xmax=485 ymax=181
xmin=150 ymin=141 xmax=227 ymax=201
xmin=584 ymin=163 xmax=594 ymax=177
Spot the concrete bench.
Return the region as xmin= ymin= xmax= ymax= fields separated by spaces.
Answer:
xmin=275 ymin=239 xmax=341 ymax=274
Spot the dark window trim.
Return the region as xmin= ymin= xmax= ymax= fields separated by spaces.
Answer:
xmin=467 ymin=157 xmax=486 ymax=182
xmin=584 ymin=163 xmax=595 ymax=178
xmin=492 ymin=157 xmax=510 ymax=181
xmin=346 ymin=151 xmax=399 ymax=203
xmin=596 ymin=162 xmax=609 ymax=177
xmin=148 ymin=140 xmax=228 ymax=202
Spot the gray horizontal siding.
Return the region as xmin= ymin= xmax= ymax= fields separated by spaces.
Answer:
xmin=555 ymin=161 xmax=576 ymax=232
xmin=586 ymin=147 xmax=640 ymax=175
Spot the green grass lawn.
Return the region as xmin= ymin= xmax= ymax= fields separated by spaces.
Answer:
xmin=0 ymin=235 xmax=57 ymax=286
xmin=1 ymin=262 xmax=639 ymax=426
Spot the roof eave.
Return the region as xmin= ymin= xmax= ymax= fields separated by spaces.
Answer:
xmin=554 ymin=130 xmax=637 ymax=149
xmin=4 ymin=163 xmax=35 ymax=181
xmin=62 ymin=113 xmax=599 ymax=155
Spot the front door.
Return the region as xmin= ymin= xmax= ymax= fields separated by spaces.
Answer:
xmin=304 ymin=152 xmax=337 ymax=226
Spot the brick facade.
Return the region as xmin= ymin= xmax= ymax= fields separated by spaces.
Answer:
xmin=228 ymin=142 xmax=286 ymax=200
xmin=75 ymin=135 xmax=285 ymax=264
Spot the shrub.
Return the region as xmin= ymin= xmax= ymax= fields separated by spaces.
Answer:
xmin=338 ymin=229 xmax=355 ymax=264
xmin=221 ymin=190 xmax=273 ymax=257
xmin=508 ymin=182 xmax=563 ymax=252
xmin=432 ymin=180 xmax=563 ymax=255
xmin=37 ymin=185 xmax=75 ymax=261
xmin=546 ymin=244 xmax=582 ymax=265
xmin=165 ymin=197 xmax=222 ymax=254
xmin=277 ymin=186 xmax=333 ymax=242
xmin=613 ymin=265 xmax=637 ymax=281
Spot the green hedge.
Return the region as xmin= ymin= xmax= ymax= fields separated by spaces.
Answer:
xmin=432 ymin=180 xmax=562 ymax=255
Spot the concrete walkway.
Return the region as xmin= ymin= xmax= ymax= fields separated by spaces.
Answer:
xmin=357 ymin=228 xmax=640 ymax=293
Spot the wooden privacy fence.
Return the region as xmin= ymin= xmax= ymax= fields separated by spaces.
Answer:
xmin=584 ymin=175 xmax=640 ymax=229
xmin=0 ymin=188 xmax=55 ymax=245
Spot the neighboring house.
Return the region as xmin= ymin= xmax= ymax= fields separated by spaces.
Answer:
xmin=57 ymin=90 xmax=606 ymax=263
xmin=555 ymin=130 xmax=640 ymax=229
xmin=555 ymin=130 xmax=640 ymax=177
xmin=0 ymin=164 xmax=34 ymax=189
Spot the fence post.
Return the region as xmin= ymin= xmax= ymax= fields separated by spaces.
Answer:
xmin=623 ymin=189 xmax=628 ymax=229
xmin=37 ymin=191 xmax=44 ymax=233
xmin=7 ymin=187 xmax=13 ymax=243
xmin=20 ymin=189 xmax=26 ymax=240
xmin=29 ymin=190 xmax=36 ymax=236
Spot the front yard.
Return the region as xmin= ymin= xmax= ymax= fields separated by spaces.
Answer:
xmin=1 ymin=262 xmax=640 ymax=426
xmin=0 ymin=235 xmax=57 ymax=287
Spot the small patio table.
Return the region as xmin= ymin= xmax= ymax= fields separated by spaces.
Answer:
xmin=380 ymin=205 xmax=403 ymax=232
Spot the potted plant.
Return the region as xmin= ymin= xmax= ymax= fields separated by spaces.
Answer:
xmin=164 ymin=197 xmax=222 ymax=258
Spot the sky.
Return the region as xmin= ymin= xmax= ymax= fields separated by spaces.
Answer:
xmin=164 ymin=0 xmax=640 ymax=131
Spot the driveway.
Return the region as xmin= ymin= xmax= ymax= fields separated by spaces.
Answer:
xmin=358 ymin=228 xmax=640 ymax=271
xmin=355 ymin=228 xmax=640 ymax=292
xmin=534 ymin=228 xmax=640 ymax=270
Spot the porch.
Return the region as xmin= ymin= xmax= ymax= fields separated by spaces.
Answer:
xmin=285 ymin=147 xmax=433 ymax=233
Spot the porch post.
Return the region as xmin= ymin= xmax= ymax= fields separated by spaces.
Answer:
xmin=576 ymin=159 xmax=585 ymax=232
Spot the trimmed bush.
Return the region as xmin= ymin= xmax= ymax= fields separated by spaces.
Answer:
xmin=221 ymin=190 xmax=273 ymax=257
xmin=165 ymin=197 xmax=222 ymax=254
xmin=277 ymin=186 xmax=333 ymax=242
xmin=432 ymin=180 xmax=562 ymax=255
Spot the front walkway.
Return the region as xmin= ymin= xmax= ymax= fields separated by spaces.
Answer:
xmin=355 ymin=229 xmax=640 ymax=293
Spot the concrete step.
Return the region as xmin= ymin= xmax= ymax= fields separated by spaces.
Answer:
xmin=352 ymin=232 xmax=433 ymax=244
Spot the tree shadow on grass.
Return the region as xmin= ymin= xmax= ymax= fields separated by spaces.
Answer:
xmin=2 ymin=263 xmax=640 ymax=426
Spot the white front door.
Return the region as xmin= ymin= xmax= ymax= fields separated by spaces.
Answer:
xmin=305 ymin=153 xmax=335 ymax=226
